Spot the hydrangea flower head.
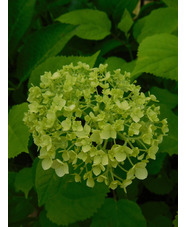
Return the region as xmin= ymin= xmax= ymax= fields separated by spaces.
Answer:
xmin=24 ymin=62 xmax=168 ymax=191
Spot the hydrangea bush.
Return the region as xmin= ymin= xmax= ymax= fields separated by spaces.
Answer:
xmin=24 ymin=62 xmax=168 ymax=191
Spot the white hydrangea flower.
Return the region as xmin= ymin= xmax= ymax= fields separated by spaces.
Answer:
xmin=24 ymin=62 xmax=168 ymax=191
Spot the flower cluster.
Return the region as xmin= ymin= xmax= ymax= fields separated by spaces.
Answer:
xmin=24 ymin=62 xmax=168 ymax=191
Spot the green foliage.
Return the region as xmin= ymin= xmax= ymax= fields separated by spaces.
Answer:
xmin=8 ymin=171 xmax=34 ymax=226
xmin=35 ymin=161 xmax=108 ymax=225
xmin=17 ymin=24 xmax=77 ymax=83
xmin=14 ymin=167 xmax=34 ymax=198
xmin=8 ymin=0 xmax=36 ymax=58
xmin=39 ymin=210 xmax=59 ymax=227
xmin=133 ymin=8 xmax=178 ymax=43
xmin=118 ymin=9 xmax=133 ymax=38
xmin=94 ymin=0 xmax=138 ymax=20
xmin=148 ymin=216 xmax=172 ymax=227
xmin=8 ymin=103 xmax=30 ymax=158
xmin=147 ymin=153 xmax=167 ymax=175
xmin=9 ymin=196 xmax=34 ymax=225
xmin=162 ymin=0 xmax=178 ymax=8
xmin=150 ymin=87 xmax=178 ymax=155
xmin=57 ymin=9 xmax=111 ymax=40
xmin=141 ymin=201 xmax=172 ymax=227
xmin=28 ymin=51 xmax=100 ymax=87
xmin=91 ymin=198 xmax=146 ymax=227
xmin=104 ymin=57 xmax=137 ymax=79
xmin=112 ymin=0 xmax=139 ymax=22
xmin=133 ymin=34 xmax=178 ymax=80
xmin=143 ymin=171 xmax=175 ymax=195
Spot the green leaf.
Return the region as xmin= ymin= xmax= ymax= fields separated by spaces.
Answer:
xmin=35 ymin=161 xmax=108 ymax=225
xmin=28 ymin=51 xmax=100 ymax=88
xmin=113 ymin=0 xmax=139 ymax=22
xmin=143 ymin=173 xmax=174 ymax=195
xmin=105 ymin=57 xmax=126 ymax=71
xmin=104 ymin=57 xmax=138 ymax=80
xmin=148 ymin=216 xmax=172 ymax=227
xmin=99 ymin=39 xmax=123 ymax=57
xmin=118 ymin=9 xmax=133 ymax=37
xmin=133 ymin=17 xmax=146 ymax=42
xmin=133 ymin=8 xmax=178 ymax=43
xmin=8 ymin=196 xmax=34 ymax=224
xmin=147 ymin=153 xmax=167 ymax=175
xmin=8 ymin=172 xmax=17 ymax=194
xmin=8 ymin=0 xmax=36 ymax=57
xmin=141 ymin=201 xmax=172 ymax=227
xmin=39 ymin=210 xmax=59 ymax=227
xmin=57 ymin=9 xmax=111 ymax=40
xmin=150 ymin=87 xmax=178 ymax=109
xmin=91 ymin=198 xmax=146 ymax=227
xmin=162 ymin=0 xmax=178 ymax=8
xmin=17 ymin=23 xmax=77 ymax=83
xmin=14 ymin=167 xmax=34 ymax=198
xmin=150 ymin=87 xmax=178 ymax=156
xmin=159 ymin=106 xmax=178 ymax=156
xmin=141 ymin=201 xmax=172 ymax=221
xmin=8 ymin=103 xmax=30 ymax=158
xmin=105 ymin=57 xmax=136 ymax=72
xmin=133 ymin=34 xmax=178 ymax=81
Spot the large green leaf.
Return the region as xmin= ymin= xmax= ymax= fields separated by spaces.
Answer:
xmin=162 ymin=0 xmax=178 ymax=8
xmin=9 ymin=170 xmax=34 ymax=225
xmin=8 ymin=172 xmax=17 ymax=194
xmin=133 ymin=34 xmax=178 ymax=81
xmin=91 ymin=198 xmax=146 ymax=227
xmin=150 ymin=87 xmax=178 ymax=109
xmin=28 ymin=51 xmax=100 ymax=88
xmin=39 ymin=210 xmax=59 ymax=227
xmin=17 ymin=23 xmax=77 ymax=83
xmin=133 ymin=8 xmax=178 ymax=43
xmin=14 ymin=167 xmax=34 ymax=198
xmin=105 ymin=57 xmax=126 ymax=72
xmin=8 ymin=0 xmax=36 ymax=57
xmin=39 ymin=210 xmax=80 ymax=227
xmin=118 ymin=9 xmax=133 ymax=37
xmin=8 ymin=103 xmax=30 ymax=158
xmin=99 ymin=39 xmax=123 ymax=57
xmin=159 ymin=105 xmax=178 ymax=156
xmin=143 ymin=173 xmax=174 ymax=195
xmin=147 ymin=153 xmax=167 ymax=175
xmin=150 ymin=87 xmax=178 ymax=156
xmin=104 ymin=57 xmax=137 ymax=80
xmin=35 ymin=161 xmax=108 ymax=225
xmin=149 ymin=216 xmax=172 ymax=227
xmin=141 ymin=201 xmax=172 ymax=227
xmin=57 ymin=9 xmax=111 ymax=40
xmin=8 ymin=196 xmax=34 ymax=225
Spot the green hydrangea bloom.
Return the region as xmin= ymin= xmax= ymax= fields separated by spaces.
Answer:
xmin=24 ymin=62 xmax=168 ymax=192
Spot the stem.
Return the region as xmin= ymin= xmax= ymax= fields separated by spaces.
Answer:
xmin=137 ymin=139 xmax=148 ymax=150
xmin=74 ymin=161 xmax=84 ymax=170
xmin=112 ymin=190 xmax=117 ymax=201
xmin=127 ymin=44 xmax=134 ymax=60
xmin=127 ymin=156 xmax=134 ymax=166
xmin=103 ymin=140 xmax=108 ymax=150
xmin=113 ymin=173 xmax=123 ymax=181
xmin=111 ymin=33 xmax=134 ymax=61
xmin=118 ymin=164 xmax=128 ymax=173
